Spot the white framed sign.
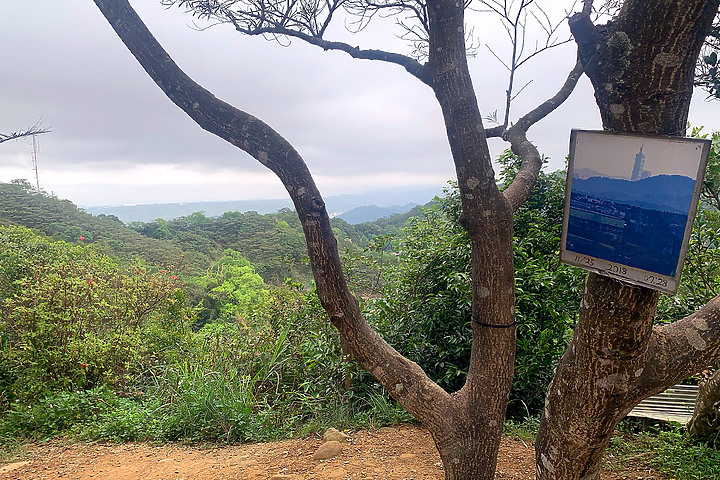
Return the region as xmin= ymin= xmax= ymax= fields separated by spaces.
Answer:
xmin=560 ymin=130 xmax=711 ymax=294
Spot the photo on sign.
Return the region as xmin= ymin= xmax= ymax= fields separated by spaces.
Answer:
xmin=560 ymin=130 xmax=710 ymax=293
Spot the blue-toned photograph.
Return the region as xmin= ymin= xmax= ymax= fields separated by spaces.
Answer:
xmin=564 ymin=131 xmax=705 ymax=278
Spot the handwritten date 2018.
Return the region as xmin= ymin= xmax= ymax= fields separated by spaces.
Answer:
xmin=606 ymin=263 xmax=627 ymax=275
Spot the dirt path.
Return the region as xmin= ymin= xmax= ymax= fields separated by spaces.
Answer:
xmin=0 ymin=425 xmax=663 ymax=480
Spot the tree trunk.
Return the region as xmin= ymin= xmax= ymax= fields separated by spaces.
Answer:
xmin=689 ymin=368 xmax=720 ymax=438
xmin=420 ymin=1 xmax=517 ymax=477
xmin=537 ymin=2 xmax=720 ymax=478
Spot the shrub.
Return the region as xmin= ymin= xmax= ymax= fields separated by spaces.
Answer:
xmin=0 ymin=225 xmax=191 ymax=406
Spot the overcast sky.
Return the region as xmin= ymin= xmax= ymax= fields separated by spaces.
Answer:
xmin=573 ymin=131 xmax=709 ymax=180
xmin=1 ymin=1 xmax=717 ymax=207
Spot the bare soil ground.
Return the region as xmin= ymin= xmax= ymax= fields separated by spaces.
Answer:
xmin=0 ymin=425 xmax=665 ymax=480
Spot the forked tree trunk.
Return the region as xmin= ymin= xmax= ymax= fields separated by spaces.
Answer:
xmin=537 ymin=2 xmax=720 ymax=478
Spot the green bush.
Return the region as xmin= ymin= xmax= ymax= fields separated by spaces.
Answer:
xmin=610 ymin=427 xmax=720 ymax=480
xmin=0 ymin=225 xmax=191 ymax=406
xmin=0 ymin=387 xmax=118 ymax=438
xmin=0 ymin=226 xmax=409 ymax=442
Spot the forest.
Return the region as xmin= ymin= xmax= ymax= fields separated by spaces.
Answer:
xmin=1 ymin=140 xmax=720 ymax=478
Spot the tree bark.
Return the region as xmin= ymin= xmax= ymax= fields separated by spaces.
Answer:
xmin=412 ymin=1 xmax=517 ymax=477
xmin=689 ymin=368 xmax=720 ymax=438
xmin=537 ymin=1 xmax=720 ymax=479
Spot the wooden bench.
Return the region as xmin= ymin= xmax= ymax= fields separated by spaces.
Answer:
xmin=627 ymin=384 xmax=699 ymax=424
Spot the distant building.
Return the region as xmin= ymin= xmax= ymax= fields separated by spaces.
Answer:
xmin=631 ymin=145 xmax=651 ymax=181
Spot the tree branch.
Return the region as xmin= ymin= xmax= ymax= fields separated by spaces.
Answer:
xmin=242 ymin=25 xmax=428 ymax=82
xmin=640 ymin=295 xmax=720 ymax=393
xmin=501 ymin=59 xmax=584 ymax=211
xmin=164 ymin=0 xmax=429 ymax=81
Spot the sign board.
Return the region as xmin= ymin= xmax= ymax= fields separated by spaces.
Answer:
xmin=560 ymin=130 xmax=711 ymax=294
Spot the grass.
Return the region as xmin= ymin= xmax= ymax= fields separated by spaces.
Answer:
xmin=608 ymin=423 xmax=720 ymax=480
xmin=0 ymin=435 xmax=26 ymax=463
xmin=502 ymin=416 xmax=720 ymax=480
xmin=503 ymin=416 xmax=540 ymax=442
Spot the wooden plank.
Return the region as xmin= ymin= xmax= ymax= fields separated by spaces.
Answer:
xmin=627 ymin=384 xmax=699 ymax=425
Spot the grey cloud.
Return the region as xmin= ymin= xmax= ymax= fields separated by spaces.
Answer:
xmin=2 ymin=1 xmax=716 ymax=207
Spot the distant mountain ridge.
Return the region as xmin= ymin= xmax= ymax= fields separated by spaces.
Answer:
xmin=337 ymin=203 xmax=419 ymax=224
xmin=0 ymin=180 xmax=432 ymax=285
xmin=85 ymin=185 xmax=444 ymax=223
xmin=572 ymin=167 xmax=623 ymax=180
xmin=572 ymin=174 xmax=696 ymax=214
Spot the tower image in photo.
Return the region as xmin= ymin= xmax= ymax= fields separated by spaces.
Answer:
xmin=630 ymin=145 xmax=651 ymax=181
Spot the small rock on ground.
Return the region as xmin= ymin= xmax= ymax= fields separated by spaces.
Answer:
xmin=312 ymin=441 xmax=343 ymax=460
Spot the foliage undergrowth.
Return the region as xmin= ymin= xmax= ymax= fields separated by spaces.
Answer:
xmin=503 ymin=416 xmax=540 ymax=442
xmin=609 ymin=424 xmax=720 ymax=480
xmin=0 ymin=227 xmax=410 ymax=443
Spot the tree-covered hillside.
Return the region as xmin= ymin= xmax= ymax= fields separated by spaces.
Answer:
xmin=0 ymin=179 xmax=424 ymax=285
xmin=0 ymin=180 xmax=199 ymax=273
xmin=128 ymin=206 xmax=420 ymax=285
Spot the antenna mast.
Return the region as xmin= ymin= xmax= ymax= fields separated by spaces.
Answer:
xmin=31 ymin=134 xmax=40 ymax=191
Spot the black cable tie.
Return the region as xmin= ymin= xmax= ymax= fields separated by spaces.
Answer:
xmin=471 ymin=317 xmax=518 ymax=328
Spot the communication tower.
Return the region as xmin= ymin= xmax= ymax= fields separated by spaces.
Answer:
xmin=31 ymin=134 xmax=40 ymax=191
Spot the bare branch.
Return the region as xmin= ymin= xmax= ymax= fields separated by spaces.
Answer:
xmin=514 ymin=37 xmax=573 ymax=69
xmin=252 ymin=24 xmax=428 ymax=80
xmin=163 ymin=0 xmax=433 ymax=68
xmin=484 ymin=44 xmax=511 ymax=71
xmin=478 ymin=0 xmax=574 ymax=127
xmin=510 ymin=78 xmax=533 ymax=101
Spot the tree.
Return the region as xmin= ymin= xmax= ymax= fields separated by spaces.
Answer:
xmin=90 ymin=1 xmax=720 ymax=479
xmin=199 ymin=248 xmax=269 ymax=324
xmin=536 ymin=3 xmax=720 ymax=478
